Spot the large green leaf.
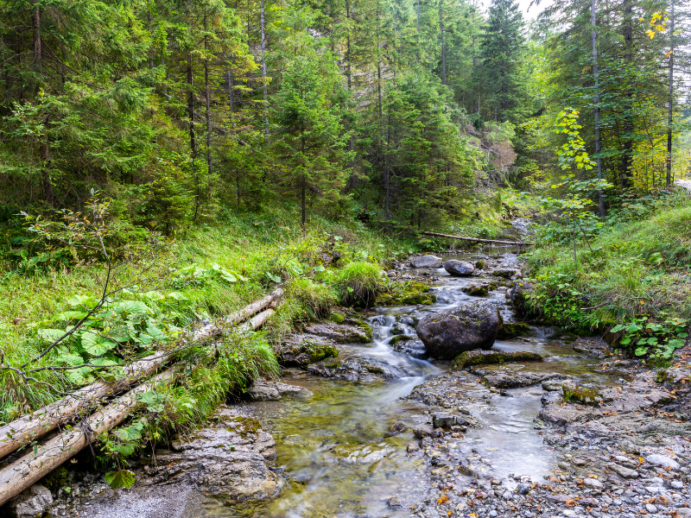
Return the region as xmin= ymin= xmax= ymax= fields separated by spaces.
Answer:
xmin=105 ymin=470 xmax=136 ymax=489
xmin=38 ymin=328 xmax=66 ymax=343
xmin=81 ymin=332 xmax=118 ymax=356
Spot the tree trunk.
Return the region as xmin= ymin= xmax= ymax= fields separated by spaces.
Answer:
xmin=666 ymin=0 xmax=675 ymax=187
xmin=260 ymin=0 xmax=269 ymax=136
xmin=590 ymin=0 xmax=605 ymax=217
xmin=439 ymin=0 xmax=446 ymax=85
xmin=187 ymin=55 xmax=196 ymax=161
xmin=32 ymin=1 xmax=41 ymax=65
xmin=227 ymin=69 xmax=234 ymax=111
xmin=621 ymin=0 xmax=634 ymax=189
xmin=0 ymin=290 xmax=283 ymax=461
xmin=204 ymin=14 xmax=212 ymax=187
xmin=301 ymin=138 xmax=306 ymax=230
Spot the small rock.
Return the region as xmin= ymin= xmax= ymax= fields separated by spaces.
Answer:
xmin=9 ymin=485 xmax=53 ymax=518
xmin=387 ymin=496 xmax=402 ymax=508
xmin=432 ymin=413 xmax=456 ymax=429
xmin=386 ymin=421 xmax=408 ymax=437
xmin=443 ymin=260 xmax=475 ymax=277
xmin=608 ymin=463 xmax=639 ymax=479
xmin=583 ymin=478 xmax=603 ymax=489
xmin=517 ymin=483 xmax=531 ymax=495
xmin=572 ymin=458 xmax=587 ymax=466
xmin=646 ymin=454 xmax=680 ymax=470
xmin=407 ymin=442 xmax=420 ymax=453
xmin=645 ymin=503 xmax=658 ymax=513
xmin=413 ymin=424 xmax=434 ymax=439
xmin=411 ymin=255 xmax=443 ymax=268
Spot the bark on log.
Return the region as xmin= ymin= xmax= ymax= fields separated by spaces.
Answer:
xmin=0 ymin=289 xmax=283 ymax=461
xmin=0 ymin=308 xmax=276 ymax=507
xmin=421 ymin=231 xmax=532 ymax=246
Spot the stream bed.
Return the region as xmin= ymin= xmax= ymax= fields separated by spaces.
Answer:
xmin=200 ymin=249 xmax=622 ymax=518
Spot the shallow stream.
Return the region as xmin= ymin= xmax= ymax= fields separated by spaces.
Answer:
xmin=202 ymin=249 xmax=619 ymax=518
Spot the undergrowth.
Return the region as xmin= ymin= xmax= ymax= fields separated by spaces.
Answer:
xmin=525 ymin=189 xmax=691 ymax=361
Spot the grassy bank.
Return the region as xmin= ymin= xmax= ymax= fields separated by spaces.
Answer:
xmin=524 ymin=189 xmax=691 ymax=361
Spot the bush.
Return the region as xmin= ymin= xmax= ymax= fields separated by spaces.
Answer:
xmin=333 ymin=261 xmax=384 ymax=308
xmin=286 ymin=277 xmax=337 ymax=320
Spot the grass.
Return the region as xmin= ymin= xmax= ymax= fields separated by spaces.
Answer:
xmin=524 ymin=190 xmax=691 ymax=351
xmin=0 ymin=203 xmax=417 ymax=423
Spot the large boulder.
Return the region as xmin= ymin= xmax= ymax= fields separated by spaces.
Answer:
xmin=444 ymin=260 xmax=475 ymax=277
xmin=410 ymin=255 xmax=443 ymax=268
xmin=9 ymin=485 xmax=53 ymax=518
xmin=415 ymin=302 xmax=503 ymax=359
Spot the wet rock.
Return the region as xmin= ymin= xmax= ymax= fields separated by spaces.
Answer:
xmin=517 ymin=483 xmax=531 ymax=495
xmin=538 ymin=403 xmax=601 ymax=426
xmin=496 ymin=322 xmax=531 ymax=340
xmin=247 ymin=379 xmax=312 ymax=400
xmin=444 ymin=260 xmax=475 ymax=277
xmin=490 ymin=268 xmax=521 ymax=279
xmin=386 ymin=421 xmax=408 ymax=437
xmin=474 ymin=369 xmax=565 ymax=389
xmin=416 ymin=302 xmax=503 ymax=359
xmin=147 ymin=406 xmax=281 ymax=500
xmin=413 ymin=424 xmax=434 ymax=439
xmin=646 ymin=454 xmax=680 ymax=470
xmin=407 ymin=442 xmax=420 ymax=453
xmin=432 ymin=413 xmax=456 ymax=429
xmin=9 ymin=484 xmax=53 ymax=518
xmin=411 ymin=255 xmax=443 ymax=268
xmin=451 ymin=349 xmax=543 ymax=371
xmin=277 ymin=334 xmax=339 ymax=366
xmin=461 ymin=284 xmax=489 ymax=297
xmin=582 ymin=478 xmax=603 ymax=489
xmin=304 ymin=322 xmax=372 ymax=343
xmin=387 ymin=496 xmax=402 ymax=508
xmin=308 ymin=358 xmax=401 ymax=382
xmin=510 ymin=281 xmax=534 ymax=317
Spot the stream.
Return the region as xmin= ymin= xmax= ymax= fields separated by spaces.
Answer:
xmin=196 ymin=249 xmax=622 ymax=518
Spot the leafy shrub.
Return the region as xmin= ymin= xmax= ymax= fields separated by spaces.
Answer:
xmin=333 ymin=261 xmax=383 ymax=308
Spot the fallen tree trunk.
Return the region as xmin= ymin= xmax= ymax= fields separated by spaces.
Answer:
xmin=0 ymin=289 xmax=283 ymax=461
xmin=0 ymin=307 xmax=276 ymax=506
xmin=421 ymin=231 xmax=533 ymax=246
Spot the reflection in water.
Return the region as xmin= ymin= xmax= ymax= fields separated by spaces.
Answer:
xmin=205 ymin=251 xmax=614 ymax=517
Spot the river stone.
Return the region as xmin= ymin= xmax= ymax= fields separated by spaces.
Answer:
xmin=248 ymin=379 xmax=312 ymax=400
xmin=148 ymin=406 xmax=281 ymax=500
xmin=304 ymin=322 xmax=371 ymax=343
xmin=9 ymin=484 xmax=53 ymax=518
xmin=413 ymin=424 xmax=434 ymax=438
xmin=416 ymin=302 xmax=503 ymax=359
xmin=411 ymin=255 xmax=443 ymax=268
xmin=472 ymin=369 xmax=565 ymax=389
xmin=607 ymin=463 xmax=639 ymax=478
xmin=646 ymin=454 xmax=680 ymax=470
xmin=386 ymin=421 xmax=408 ymax=437
xmin=444 ymin=260 xmax=475 ymax=277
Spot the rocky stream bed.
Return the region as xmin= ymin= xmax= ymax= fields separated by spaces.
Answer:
xmin=3 ymin=248 xmax=691 ymax=518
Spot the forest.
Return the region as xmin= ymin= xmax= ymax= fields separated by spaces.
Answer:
xmin=0 ymin=0 xmax=691 ymax=514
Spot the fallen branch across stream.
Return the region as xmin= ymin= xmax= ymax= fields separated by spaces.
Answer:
xmin=0 ymin=306 xmax=277 ymax=506
xmin=421 ymin=231 xmax=533 ymax=247
xmin=0 ymin=288 xmax=283 ymax=461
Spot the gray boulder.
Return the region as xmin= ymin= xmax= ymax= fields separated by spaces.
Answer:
xmin=9 ymin=485 xmax=53 ymax=518
xmin=410 ymin=255 xmax=443 ymax=268
xmin=444 ymin=260 xmax=475 ymax=277
xmin=416 ymin=302 xmax=503 ymax=359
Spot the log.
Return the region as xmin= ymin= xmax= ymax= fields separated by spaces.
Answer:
xmin=0 ymin=289 xmax=283 ymax=461
xmin=0 ymin=307 xmax=276 ymax=507
xmin=421 ymin=231 xmax=533 ymax=246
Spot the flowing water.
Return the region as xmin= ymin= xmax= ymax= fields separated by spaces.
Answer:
xmin=200 ymin=249 xmax=618 ymax=518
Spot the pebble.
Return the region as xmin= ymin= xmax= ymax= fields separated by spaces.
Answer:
xmin=646 ymin=454 xmax=680 ymax=470
xmin=583 ymin=478 xmax=603 ymax=489
xmin=645 ymin=503 xmax=658 ymax=513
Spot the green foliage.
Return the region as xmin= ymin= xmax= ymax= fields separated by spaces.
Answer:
xmin=377 ymin=280 xmax=436 ymax=306
xmin=332 ymin=261 xmax=384 ymax=308
xmin=611 ymin=317 xmax=687 ymax=361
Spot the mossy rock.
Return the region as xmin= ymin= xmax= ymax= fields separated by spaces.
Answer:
xmin=347 ymin=319 xmax=374 ymax=342
xmin=308 ymin=343 xmax=339 ymax=362
xmin=389 ymin=335 xmax=413 ymax=347
xmin=364 ymin=364 xmax=385 ymax=374
xmin=497 ymin=322 xmax=531 ymax=340
xmin=376 ymin=280 xmax=434 ymax=306
xmin=562 ymin=384 xmax=601 ymax=405
xmin=475 ymin=260 xmax=486 ymax=270
xmin=462 ymin=284 xmax=489 ymax=297
xmin=451 ymin=349 xmax=544 ymax=371
xmin=330 ymin=311 xmax=345 ymax=324
xmin=325 ymin=361 xmax=341 ymax=369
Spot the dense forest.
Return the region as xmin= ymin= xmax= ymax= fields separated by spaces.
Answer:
xmin=1 ymin=0 xmax=688 ymax=238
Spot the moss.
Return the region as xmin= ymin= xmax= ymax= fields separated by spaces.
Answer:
xmin=451 ymin=350 xmax=544 ymax=371
xmin=475 ymin=260 xmax=486 ymax=270
xmin=348 ymin=319 xmax=374 ymax=342
xmin=377 ymin=280 xmax=434 ymax=306
xmin=309 ymin=343 xmax=339 ymax=362
xmin=462 ymin=284 xmax=489 ymax=297
xmin=562 ymin=384 xmax=601 ymax=405
xmin=330 ymin=311 xmax=345 ymax=324
xmin=324 ymin=361 xmax=341 ymax=369
xmin=233 ymin=416 xmax=263 ymax=435
xmin=389 ymin=335 xmax=413 ymax=347
xmin=364 ymin=365 xmax=384 ymax=374
xmin=497 ymin=322 xmax=531 ymax=339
